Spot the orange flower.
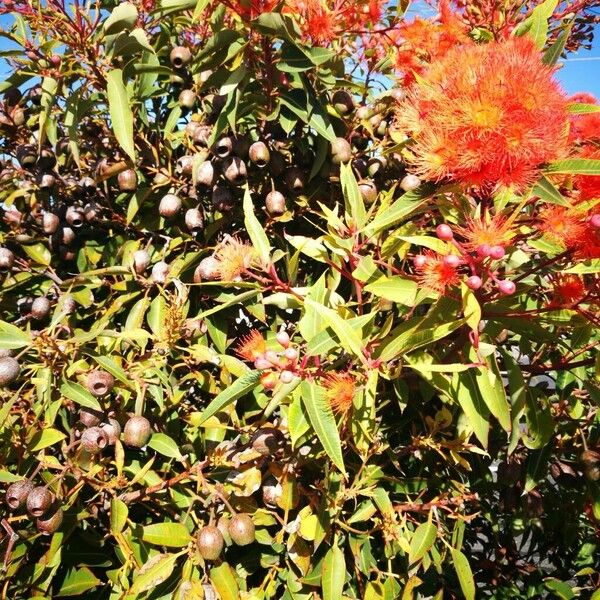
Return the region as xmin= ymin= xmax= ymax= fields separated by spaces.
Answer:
xmin=549 ymin=274 xmax=586 ymax=307
xmin=455 ymin=214 xmax=514 ymax=253
xmin=574 ymin=145 xmax=600 ymax=202
xmin=235 ymin=330 xmax=267 ymax=362
xmin=231 ymin=0 xmax=280 ymax=19
xmin=415 ymin=251 xmax=460 ymax=293
xmin=214 ymin=236 xmax=257 ymax=281
xmin=323 ymin=372 xmax=356 ymax=415
xmin=537 ymin=206 xmax=587 ymax=248
xmin=568 ymin=93 xmax=600 ymax=145
xmin=576 ymin=224 xmax=600 ymax=260
xmin=397 ymin=36 xmax=569 ymax=189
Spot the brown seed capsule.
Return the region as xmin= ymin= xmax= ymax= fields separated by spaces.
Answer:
xmin=185 ymin=208 xmax=204 ymax=233
xmin=330 ymin=137 xmax=352 ymax=165
xmin=196 ymin=161 xmax=216 ymax=188
xmin=197 ymin=525 xmax=224 ymax=561
xmin=212 ymin=136 xmax=234 ymax=158
xmin=133 ymin=249 xmax=151 ymax=275
xmin=42 ymin=213 xmax=60 ymax=234
xmin=248 ymin=141 xmax=270 ymax=168
xmin=79 ymin=407 xmax=104 ymax=427
xmin=177 ymin=155 xmax=194 ymax=177
xmin=192 ymin=124 xmax=212 ymax=147
xmin=170 ymin=46 xmax=192 ymax=68
xmin=60 ymin=227 xmax=76 ymax=246
xmin=31 ymin=297 xmax=51 ymax=320
xmin=194 ymin=257 xmax=220 ymax=282
xmin=4 ymin=87 xmax=22 ymax=106
xmin=26 ymin=486 xmax=55 ymax=517
xmin=222 ymin=156 xmax=247 ymax=185
xmin=212 ymin=186 xmax=235 ymax=213
xmin=0 ymin=356 xmax=20 ymax=386
xmin=159 ymin=194 xmax=182 ymax=218
xmin=36 ymin=507 xmax=63 ymax=535
xmin=61 ymin=294 xmax=77 ymax=314
xmin=367 ymin=157 xmax=387 ymax=178
xmin=5 ymin=480 xmax=34 ymax=510
xmin=261 ymin=476 xmax=282 ymax=507
xmin=101 ymin=418 xmax=122 ymax=445
xmin=250 ymin=427 xmax=285 ymax=456
xmin=358 ymin=180 xmax=378 ymax=205
xmin=10 ymin=107 xmax=25 ymax=127
xmin=153 ymin=170 xmax=171 ymax=187
xmin=331 ymin=89 xmax=354 ymax=115
xmin=283 ymin=168 xmax=305 ymax=193
xmin=582 ymin=450 xmax=600 ymax=482
xmin=37 ymin=172 xmax=56 ymax=190
xmin=86 ymin=370 xmax=115 ymax=397
xmin=151 ymin=261 xmax=170 ymax=284
xmin=65 ymin=205 xmax=85 ymax=228
xmin=0 ymin=248 xmax=14 ymax=271
xmin=179 ymin=89 xmax=196 ymax=109
xmin=400 ymin=174 xmax=421 ymax=192
xmin=81 ymin=426 xmax=108 ymax=454
xmin=228 ymin=514 xmax=255 ymax=546
xmin=38 ymin=147 xmax=56 ymax=170
xmin=265 ymin=191 xmax=286 ymax=217
xmin=118 ymin=169 xmax=138 ymax=192
xmin=16 ymin=145 xmax=38 ymax=169
xmin=123 ymin=415 xmax=152 ymax=448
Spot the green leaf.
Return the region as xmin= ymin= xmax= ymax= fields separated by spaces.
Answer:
xmin=110 ymin=498 xmax=128 ymax=534
xmin=544 ymin=578 xmax=575 ymax=600
xmin=93 ymin=355 xmax=134 ymax=389
xmin=252 ymin=12 xmax=301 ymax=40
xmin=340 ymin=162 xmax=367 ymax=228
xmin=0 ymin=320 xmax=31 ymax=349
xmin=106 ymin=69 xmax=136 ymax=162
xmin=461 ymin=284 xmax=481 ymax=331
xmin=454 ymin=370 xmax=490 ymax=448
xmin=365 ymin=276 xmax=418 ymax=307
xmin=28 ymin=428 xmax=66 ymax=452
xmin=471 ymin=350 xmax=511 ymax=432
xmin=147 ymin=433 xmax=183 ymax=459
xmin=210 ymin=562 xmax=240 ymax=600
xmin=197 ymin=370 xmax=261 ymax=424
xmin=58 ymin=567 xmax=101 ymax=596
xmin=243 ymin=187 xmax=271 ymax=265
xmin=514 ymin=0 xmax=558 ymax=48
xmin=321 ymin=544 xmax=346 ymax=600
xmin=141 ymin=522 xmax=192 ymax=547
xmin=304 ymin=298 xmax=364 ymax=361
xmin=103 ymin=2 xmax=138 ymax=35
xmin=147 ymin=294 xmax=166 ymax=337
xmin=545 ymin=158 xmax=600 ymax=175
xmin=60 ymin=380 xmax=103 ymax=411
xmin=542 ymin=22 xmax=572 ymax=65
xmin=300 ymin=380 xmax=346 ymax=476
xmin=408 ymin=521 xmax=437 ymax=564
xmin=451 ymin=549 xmax=475 ymax=600
xmin=568 ymin=102 xmax=600 ymax=114
xmin=532 ymin=176 xmax=570 ymax=206
xmin=38 ymin=76 xmax=58 ymax=146
xmin=129 ymin=553 xmax=180 ymax=595
xmin=23 ymin=242 xmax=51 ymax=266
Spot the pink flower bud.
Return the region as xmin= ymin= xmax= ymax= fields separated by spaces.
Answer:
xmin=279 ymin=370 xmax=294 ymax=384
xmin=590 ymin=214 xmax=600 ymax=228
xmin=254 ymin=357 xmax=271 ymax=370
xmin=498 ymin=279 xmax=516 ymax=295
xmin=284 ymin=347 xmax=298 ymax=361
xmin=489 ymin=245 xmax=505 ymax=260
xmin=436 ymin=224 xmax=453 ymax=241
xmin=466 ymin=275 xmax=482 ymax=290
xmin=276 ymin=330 xmax=290 ymax=348
xmin=443 ymin=254 xmax=461 ymax=268
xmin=265 ymin=350 xmax=279 ymax=365
xmin=413 ymin=255 xmax=427 ymax=269
xmin=477 ymin=244 xmax=492 ymax=258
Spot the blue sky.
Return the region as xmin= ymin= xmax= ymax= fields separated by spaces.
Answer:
xmin=0 ymin=12 xmax=599 ymax=97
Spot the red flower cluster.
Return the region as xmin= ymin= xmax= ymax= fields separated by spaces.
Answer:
xmin=538 ymin=207 xmax=600 ymax=259
xmin=397 ymin=36 xmax=569 ymax=190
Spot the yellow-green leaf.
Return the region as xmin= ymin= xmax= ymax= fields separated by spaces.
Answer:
xmin=106 ymin=69 xmax=135 ymax=162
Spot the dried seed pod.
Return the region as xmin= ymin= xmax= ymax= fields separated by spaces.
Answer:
xmin=123 ymin=415 xmax=152 ymax=448
xmin=358 ymin=179 xmax=378 ymax=205
xmin=65 ymin=206 xmax=85 ymax=228
xmin=400 ymin=174 xmax=421 ymax=192
xmin=118 ymin=169 xmax=138 ymax=192
xmin=170 ymin=46 xmax=192 ymax=68
xmin=248 ymin=141 xmax=270 ymax=168
xmin=212 ymin=136 xmax=233 ymax=158
xmin=61 ymin=294 xmax=77 ymax=314
xmin=151 ymin=261 xmax=170 ymax=284
xmin=196 ymin=160 xmax=216 ymax=188
xmin=194 ymin=257 xmax=220 ymax=282
xmin=179 ymin=89 xmax=196 ymax=109
xmin=38 ymin=147 xmax=56 ymax=170
xmin=192 ymin=124 xmax=212 ymax=147
xmin=582 ymin=450 xmax=600 ymax=482
xmin=283 ymin=167 xmax=305 ymax=193
xmin=331 ymin=89 xmax=354 ymax=115
xmin=37 ymin=507 xmax=63 ymax=535
xmin=133 ymin=249 xmax=151 ymax=275
xmin=330 ymin=137 xmax=352 ymax=165
xmin=159 ymin=193 xmax=182 ymax=218
xmin=177 ymin=155 xmax=194 ymax=177
xmin=86 ymin=370 xmax=115 ymax=397
xmin=26 ymin=486 xmax=55 ymax=517
xmin=222 ymin=156 xmax=247 ymax=185
xmin=228 ymin=514 xmax=255 ymax=546
xmin=0 ymin=248 xmax=14 ymax=270
xmin=5 ymin=480 xmax=34 ymax=510
xmin=250 ymin=427 xmax=286 ymax=456
xmin=265 ymin=191 xmax=286 ymax=217
xmin=185 ymin=208 xmax=204 ymax=232
xmin=37 ymin=172 xmax=56 ymax=191
xmin=42 ymin=212 xmax=60 ymax=234
xmin=60 ymin=227 xmax=76 ymax=246
xmin=101 ymin=418 xmax=122 ymax=445
xmin=0 ymin=356 xmax=20 ymax=386
xmin=261 ymin=476 xmax=282 ymax=507
xmin=16 ymin=144 xmax=37 ymax=169
xmin=31 ymin=297 xmax=51 ymax=320
xmin=81 ymin=426 xmax=109 ymax=454
xmin=79 ymin=407 xmax=104 ymax=427
xmin=197 ymin=525 xmax=224 ymax=561
xmin=211 ymin=186 xmax=235 ymax=212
